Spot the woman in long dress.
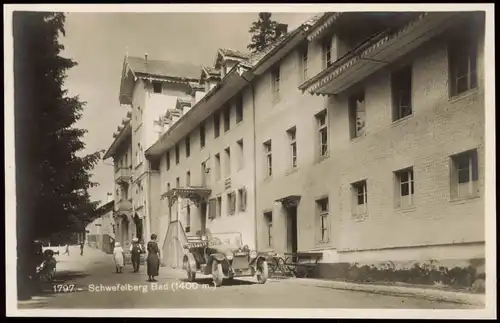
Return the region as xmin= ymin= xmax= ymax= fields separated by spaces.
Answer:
xmin=147 ymin=234 xmax=160 ymax=282
xmin=113 ymin=242 xmax=125 ymax=273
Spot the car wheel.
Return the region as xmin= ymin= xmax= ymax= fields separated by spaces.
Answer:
xmin=186 ymin=267 xmax=196 ymax=282
xmin=256 ymin=259 xmax=269 ymax=284
xmin=212 ymin=261 xmax=224 ymax=287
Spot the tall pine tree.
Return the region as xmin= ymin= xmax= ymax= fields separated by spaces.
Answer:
xmin=13 ymin=11 xmax=102 ymax=299
xmin=247 ymin=12 xmax=283 ymax=54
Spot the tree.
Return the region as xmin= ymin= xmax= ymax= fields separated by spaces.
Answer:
xmin=247 ymin=12 xmax=284 ymax=54
xmin=13 ymin=11 xmax=102 ymax=300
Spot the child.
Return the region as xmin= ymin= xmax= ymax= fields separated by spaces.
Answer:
xmin=113 ymin=242 xmax=125 ymax=273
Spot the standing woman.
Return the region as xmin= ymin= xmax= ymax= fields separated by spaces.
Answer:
xmin=113 ymin=242 xmax=125 ymax=273
xmin=147 ymin=234 xmax=160 ymax=282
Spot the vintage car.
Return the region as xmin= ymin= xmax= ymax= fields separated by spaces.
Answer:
xmin=182 ymin=230 xmax=272 ymax=287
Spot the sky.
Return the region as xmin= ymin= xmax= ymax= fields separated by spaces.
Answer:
xmin=60 ymin=12 xmax=317 ymax=206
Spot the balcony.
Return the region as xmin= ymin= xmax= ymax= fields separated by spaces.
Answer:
xmin=116 ymin=199 xmax=133 ymax=212
xmin=300 ymin=12 xmax=460 ymax=96
xmin=115 ymin=167 xmax=132 ymax=184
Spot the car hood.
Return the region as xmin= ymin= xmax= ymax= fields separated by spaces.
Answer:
xmin=208 ymin=244 xmax=242 ymax=254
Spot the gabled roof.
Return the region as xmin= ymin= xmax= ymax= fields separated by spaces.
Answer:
xmin=219 ymin=48 xmax=251 ymax=60
xmin=214 ymin=48 xmax=251 ymax=69
xmin=125 ymin=56 xmax=201 ymax=80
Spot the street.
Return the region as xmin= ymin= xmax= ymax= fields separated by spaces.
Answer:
xmin=19 ymin=246 xmax=479 ymax=309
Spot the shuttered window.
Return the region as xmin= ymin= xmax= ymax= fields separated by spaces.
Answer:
xmin=208 ymin=198 xmax=217 ymax=219
xmin=238 ymin=188 xmax=247 ymax=212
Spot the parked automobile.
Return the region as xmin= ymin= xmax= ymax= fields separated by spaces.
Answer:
xmin=182 ymin=230 xmax=272 ymax=287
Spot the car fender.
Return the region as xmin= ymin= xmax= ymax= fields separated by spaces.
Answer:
xmin=183 ymin=253 xmax=197 ymax=272
xmin=210 ymin=253 xmax=226 ymax=262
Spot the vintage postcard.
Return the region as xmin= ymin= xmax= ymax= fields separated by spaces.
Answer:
xmin=4 ymin=3 xmax=496 ymax=319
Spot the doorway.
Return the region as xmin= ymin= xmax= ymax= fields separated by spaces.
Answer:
xmin=285 ymin=204 xmax=298 ymax=255
xmin=200 ymin=202 xmax=207 ymax=233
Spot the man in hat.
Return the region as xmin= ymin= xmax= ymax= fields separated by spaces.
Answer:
xmin=129 ymin=237 xmax=143 ymax=272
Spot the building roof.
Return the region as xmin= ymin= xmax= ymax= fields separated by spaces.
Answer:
xmin=125 ymin=56 xmax=202 ymax=80
xmin=219 ymin=48 xmax=251 ymax=60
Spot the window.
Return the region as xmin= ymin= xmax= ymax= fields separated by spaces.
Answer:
xmin=166 ymin=151 xmax=170 ymax=170
xmin=316 ymin=198 xmax=329 ymax=244
xmin=449 ymin=34 xmax=477 ymax=97
xmin=235 ymin=95 xmax=243 ymax=123
xmin=272 ymin=66 xmax=280 ymax=101
xmin=213 ymin=113 xmax=220 ymax=138
xmin=224 ymin=147 xmax=231 ymax=177
xmin=316 ymin=110 xmax=328 ymax=158
xmin=216 ymin=196 xmax=222 ymax=218
xmin=227 ymin=192 xmax=236 ymax=216
xmin=395 ymin=168 xmax=415 ymax=208
xmin=186 ymin=171 xmax=191 ymax=187
xmin=264 ymin=140 xmax=272 ymax=177
xmin=136 ymin=143 xmax=141 ymax=165
xmin=175 ymin=145 xmax=180 ymax=164
xmin=223 ymin=106 xmax=231 ymax=132
xmin=201 ymin=161 xmax=208 ymax=187
xmin=176 ymin=177 xmax=180 ymax=188
xmin=150 ymin=159 xmax=160 ymax=171
xmin=214 ymin=153 xmax=221 ymax=181
xmin=208 ymin=198 xmax=217 ymax=219
xmin=323 ymin=37 xmax=332 ymax=68
xmin=392 ymin=66 xmax=413 ymax=121
xmin=238 ymin=188 xmax=247 ymax=212
xmin=348 ymin=92 xmax=366 ymax=139
xmin=352 ymin=180 xmax=368 ymax=215
xmin=264 ymin=212 xmax=272 ymax=248
xmin=185 ymin=204 xmax=191 ymax=233
xmin=287 ymin=127 xmax=297 ymax=168
xmin=450 ymin=150 xmax=479 ymax=199
xmin=185 ymin=136 xmax=190 ymax=158
xmin=166 ymin=182 xmax=171 ymax=192
xmin=200 ymin=123 xmax=206 ymax=148
xmin=301 ymin=46 xmax=308 ymax=80
xmin=152 ymin=81 xmax=162 ymax=94
xmin=237 ymin=139 xmax=244 ymax=170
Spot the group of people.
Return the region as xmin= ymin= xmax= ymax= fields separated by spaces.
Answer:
xmin=113 ymin=234 xmax=161 ymax=282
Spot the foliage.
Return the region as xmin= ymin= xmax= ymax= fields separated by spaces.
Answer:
xmin=247 ymin=12 xmax=283 ymax=54
xmin=14 ymin=11 xmax=102 ymax=243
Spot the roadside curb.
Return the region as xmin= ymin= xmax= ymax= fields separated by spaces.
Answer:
xmin=282 ymin=278 xmax=485 ymax=307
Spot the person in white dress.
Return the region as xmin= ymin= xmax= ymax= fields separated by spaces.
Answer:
xmin=113 ymin=242 xmax=125 ymax=273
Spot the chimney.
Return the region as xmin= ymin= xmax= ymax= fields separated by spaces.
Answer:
xmin=145 ymin=53 xmax=148 ymax=64
xmin=276 ymin=23 xmax=288 ymax=38
xmin=107 ymin=192 xmax=113 ymax=203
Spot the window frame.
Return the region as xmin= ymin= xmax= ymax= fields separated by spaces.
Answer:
xmin=185 ymin=135 xmax=191 ymax=158
xmin=316 ymin=197 xmax=330 ymax=244
xmin=348 ymin=92 xmax=366 ymax=139
xmin=264 ymin=140 xmax=272 ymax=178
xmin=200 ymin=123 xmax=206 ymax=148
xmin=287 ymin=127 xmax=298 ymax=169
xmin=395 ymin=167 xmax=415 ymax=209
xmin=391 ymin=65 xmax=413 ymax=121
xmin=235 ymin=95 xmax=244 ymax=124
xmin=448 ymin=33 xmax=478 ymax=98
xmin=352 ymin=180 xmax=368 ymax=216
xmin=152 ymin=81 xmax=162 ymax=94
xmin=450 ymin=149 xmax=479 ymax=200
xmin=316 ymin=110 xmax=328 ymax=158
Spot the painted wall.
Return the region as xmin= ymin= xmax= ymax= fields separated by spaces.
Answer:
xmin=158 ymin=87 xmax=256 ymax=249
xmin=255 ymin=25 xmax=485 ymax=263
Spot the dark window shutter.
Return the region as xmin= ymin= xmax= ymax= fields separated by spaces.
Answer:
xmin=208 ymin=199 xmax=216 ymax=219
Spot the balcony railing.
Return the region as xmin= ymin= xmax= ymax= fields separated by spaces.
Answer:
xmin=115 ymin=167 xmax=132 ymax=184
